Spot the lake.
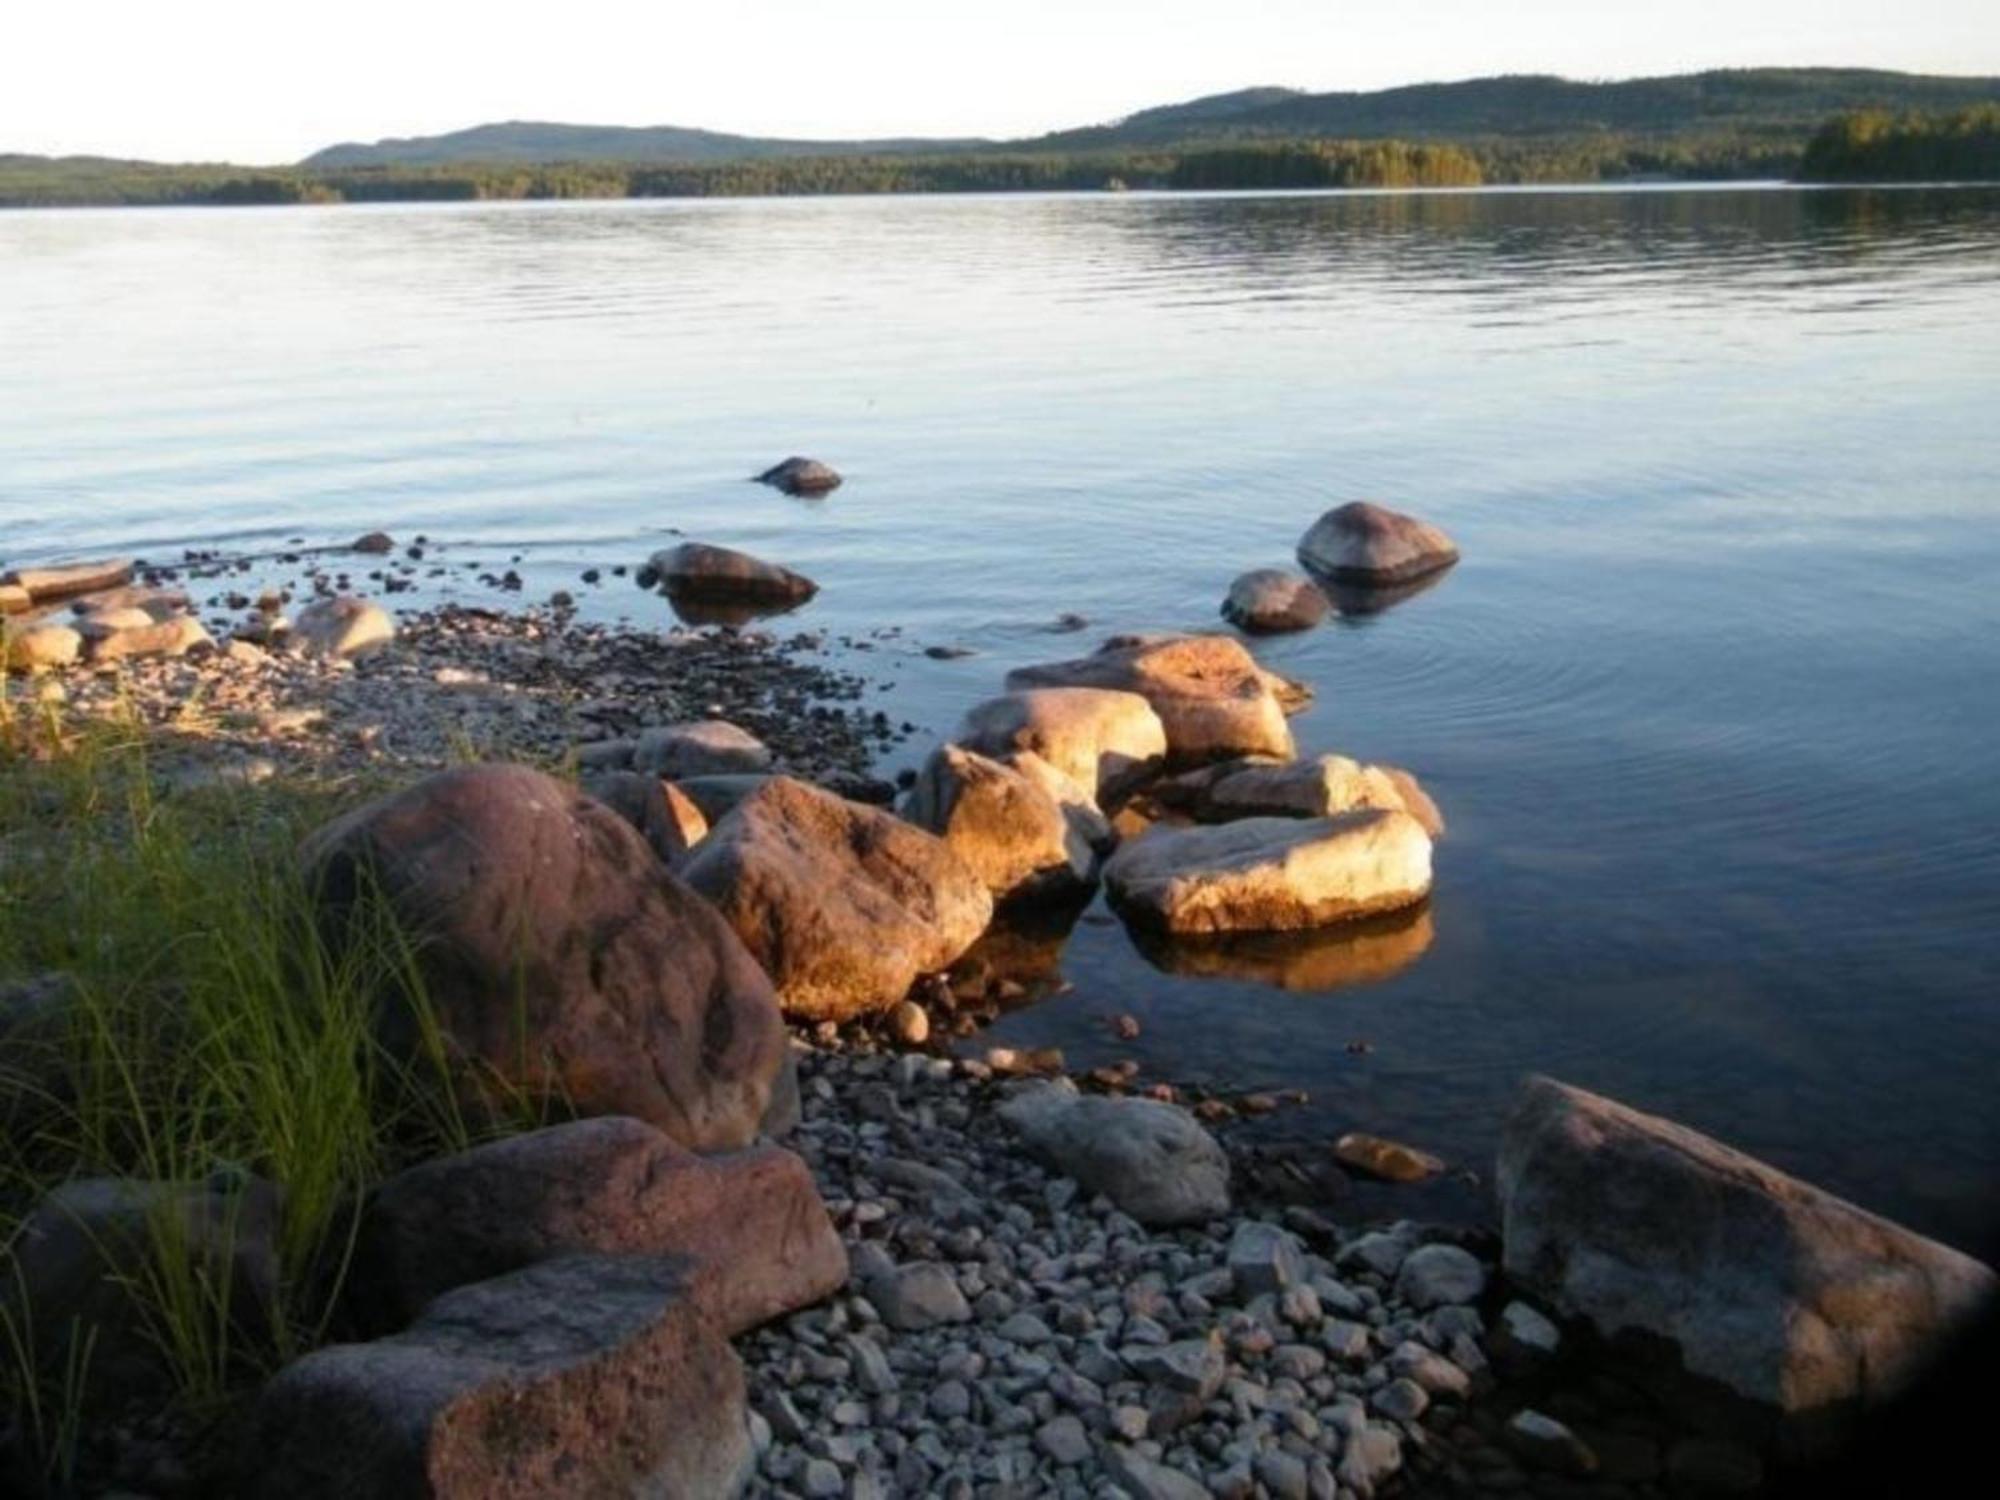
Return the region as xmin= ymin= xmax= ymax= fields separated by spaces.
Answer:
xmin=3 ymin=185 xmax=1996 ymax=1250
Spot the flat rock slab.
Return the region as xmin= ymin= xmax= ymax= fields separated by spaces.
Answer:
xmin=1297 ymin=501 xmax=1458 ymax=585
xmin=1 ymin=557 xmax=134 ymax=603
xmin=352 ymin=1116 xmax=846 ymax=1336
xmin=680 ymin=775 xmax=993 ymax=1021
xmin=1005 ymin=634 xmax=1298 ymax=766
xmin=240 ymin=1254 xmax=753 ymax=1500
xmin=1105 ymin=808 xmax=1433 ymax=935
xmin=1499 ymin=1075 xmax=1999 ymax=1415
xmin=303 ymin=764 xmax=791 ymax=1151
xmin=957 ymin=687 xmax=1167 ymax=803
xmin=1158 ymin=753 xmax=1444 ymax=837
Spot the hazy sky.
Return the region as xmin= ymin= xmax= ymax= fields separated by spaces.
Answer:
xmin=10 ymin=0 xmax=1997 ymax=164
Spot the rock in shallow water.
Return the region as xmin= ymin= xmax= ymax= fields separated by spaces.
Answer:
xmin=648 ymin=541 xmax=818 ymax=607
xmin=1498 ymin=1074 xmax=1999 ymax=1415
xmin=1297 ymin=500 xmax=1458 ymax=585
xmin=1221 ymin=568 xmax=1329 ymax=634
xmin=1159 ymin=753 xmax=1445 ymax=838
xmin=956 ymin=686 xmax=1167 ymax=803
xmin=1104 ymin=808 xmax=1433 ymax=935
xmin=756 ymin=455 xmax=842 ymax=494
xmin=901 ymin=743 xmax=1100 ymax=906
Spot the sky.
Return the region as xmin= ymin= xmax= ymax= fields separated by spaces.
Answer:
xmin=8 ymin=0 xmax=1998 ymax=165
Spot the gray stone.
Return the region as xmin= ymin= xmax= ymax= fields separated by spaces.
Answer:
xmin=1035 ymin=1413 xmax=1092 ymax=1466
xmin=1226 ymin=1221 xmax=1304 ymax=1300
xmin=1370 ymin=1377 xmax=1429 ymax=1422
xmin=1499 ymin=1300 xmax=1560 ymax=1357
xmin=998 ymin=1080 xmax=1230 ymax=1228
xmin=1104 ymin=1446 xmax=1210 ymax=1500
xmin=1504 ymin=1410 xmax=1597 ymax=1476
xmin=1124 ymin=1335 xmax=1225 ymax=1398
xmin=1498 ymin=1075 xmax=1998 ymax=1413
xmin=869 ymin=1262 xmax=971 ymax=1331
xmin=634 ymin=719 xmax=772 ymax=778
xmin=1393 ymin=1244 xmax=1486 ymax=1310
xmin=1221 ymin=569 xmax=1328 ymax=635
xmin=1253 ymin=1449 xmax=1311 ymax=1500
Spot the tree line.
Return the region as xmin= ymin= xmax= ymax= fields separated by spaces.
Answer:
xmin=3 ymin=110 xmax=1994 ymax=209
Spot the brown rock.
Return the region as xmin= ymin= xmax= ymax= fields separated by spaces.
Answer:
xmin=648 ymin=542 xmax=817 ymax=606
xmin=351 ymin=1117 xmax=845 ymax=1336
xmin=1221 ymin=569 xmax=1329 ymax=634
xmin=1334 ymin=1131 xmax=1445 ymax=1183
xmin=1 ymin=557 xmax=134 ymax=603
xmin=1006 ymin=633 xmax=1298 ymax=766
xmin=1297 ymin=501 xmax=1458 ymax=585
xmin=680 ymin=777 xmax=993 ymax=1022
xmin=351 ymin=531 xmax=395 ymax=554
xmin=582 ymin=770 xmax=710 ymax=865
xmin=303 ymin=764 xmax=790 ymax=1151
xmin=902 ymin=743 xmax=1098 ymax=905
xmin=78 ymin=609 xmax=211 ymax=663
xmin=240 ymin=1254 xmax=753 ymax=1499
xmin=6 ymin=621 xmax=83 ymax=669
xmin=956 ymin=687 xmax=1167 ymax=803
xmin=756 ymin=456 xmax=842 ymax=494
xmin=1499 ymin=1076 xmax=1999 ymax=1415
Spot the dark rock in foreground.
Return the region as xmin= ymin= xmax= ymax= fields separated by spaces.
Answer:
xmin=1221 ymin=568 xmax=1330 ymax=634
xmin=1499 ymin=1075 xmax=1998 ymax=1417
xmin=240 ymin=1254 xmax=753 ymax=1499
xmin=756 ymin=456 xmax=843 ymax=494
xmin=303 ymin=764 xmax=792 ymax=1151
xmin=1297 ymin=501 xmax=1458 ymax=585
xmin=648 ymin=542 xmax=819 ymax=607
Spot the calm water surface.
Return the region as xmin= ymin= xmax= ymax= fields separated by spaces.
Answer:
xmin=4 ymin=187 xmax=1997 ymax=1248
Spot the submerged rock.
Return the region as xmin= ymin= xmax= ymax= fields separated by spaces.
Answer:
xmin=1105 ymin=809 xmax=1433 ymax=935
xmin=679 ymin=776 xmax=993 ymax=1022
xmin=240 ymin=1254 xmax=754 ymax=1500
xmin=1498 ymin=1075 xmax=1999 ymax=1415
xmin=350 ymin=1116 xmax=845 ymax=1336
xmin=1297 ymin=501 xmax=1458 ymax=585
xmin=999 ymin=1078 xmax=1231 ymax=1227
xmin=1221 ymin=568 xmax=1329 ymax=634
xmin=957 ymin=687 xmax=1167 ymax=803
xmin=756 ymin=456 xmax=843 ymax=494
xmin=648 ymin=542 xmax=818 ymax=607
xmin=1006 ymin=633 xmax=1298 ymax=766
xmin=902 ymin=743 xmax=1099 ymax=906
xmin=303 ymin=764 xmax=791 ymax=1151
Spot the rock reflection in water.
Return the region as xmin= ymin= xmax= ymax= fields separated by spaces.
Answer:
xmin=950 ymin=901 xmax=1091 ymax=1010
xmin=1302 ymin=565 xmax=1452 ymax=618
xmin=662 ymin=591 xmax=807 ymax=628
xmin=1129 ymin=904 xmax=1434 ymax=992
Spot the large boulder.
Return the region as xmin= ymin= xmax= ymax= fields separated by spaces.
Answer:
xmin=5 ymin=621 xmax=82 ymax=670
xmin=1297 ymin=501 xmax=1458 ymax=585
xmin=1498 ymin=1076 xmax=1999 ymax=1415
xmin=350 ymin=1117 xmax=845 ymax=1336
xmin=1105 ymin=809 xmax=1432 ymax=935
xmin=679 ymin=776 xmax=993 ymax=1022
xmin=998 ymin=1079 xmax=1230 ymax=1227
xmin=647 ymin=542 xmax=817 ymax=607
xmin=957 ymin=688 xmax=1167 ymax=803
xmin=302 ymin=764 xmax=790 ymax=1151
xmin=1005 ymin=634 xmax=1298 ymax=766
xmin=240 ymin=1254 xmax=753 ymax=1500
xmin=293 ymin=596 xmax=394 ymax=658
xmin=1 ymin=1174 xmax=283 ymax=1401
xmin=1221 ymin=569 xmax=1329 ymax=634
xmin=902 ymin=744 xmax=1099 ymax=906
xmin=634 ymin=720 xmax=772 ymax=778
xmin=1157 ymin=754 xmax=1444 ymax=837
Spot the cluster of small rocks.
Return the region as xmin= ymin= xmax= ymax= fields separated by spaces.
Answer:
xmin=735 ymin=1045 xmax=1645 ymax=1500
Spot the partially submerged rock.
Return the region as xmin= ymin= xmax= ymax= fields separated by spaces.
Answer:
xmin=351 ymin=1116 xmax=845 ymax=1336
xmin=1297 ymin=501 xmax=1458 ymax=585
xmin=680 ymin=776 xmax=993 ymax=1022
xmin=902 ymin=744 xmax=1099 ymax=906
xmin=1006 ymin=634 xmax=1298 ymax=766
xmin=756 ymin=456 xmax=843 ymax=495
xmin=998 ymin=1079 xmax=1231 ymax=1227
xmin=1158 ymin=754 xmax=1444 ymax=838
xmin=351 ymin=530 xmax=395 ymax=554
xmin=1498 ymin=1075 xmax=1999 ymax=1415
xmin=1105 ymin=809 xmax=1433 ymax=935
xmin=1221 ymin=568 xmax=1329 ymax=634
xmin=303 ymin=764 xmax=791 ymax=1151
xmin=1335 ymin=1132 xmax=1446 ymax=1184
xmin=240 ymin=1254 xmax=754 ymax=1500
xmin=0 ymin=557 xmax=134 ymax=604
xmin=648 ymin=542 xmax=818 ymax=607
xmin=292 ymin=595 xmax=394 ymax=658
xmin=956 ymin=687 xmax=1167 ymax=803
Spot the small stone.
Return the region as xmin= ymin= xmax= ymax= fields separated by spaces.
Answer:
xmin=1504 ymin=1410 xmax=1597 ymax=1476
xmin=1125 ymin=1334 xmax=1225 ymax=1398
xmin=1254 ymin=1450 xmax=1311 ymax=1500
xmin=1393 ymin=1243 xmax=1486 ymax=1310
xmin=887 ymin=1001 xmax=930 ymax=1046
xmin=1499 ymin=1300 xmax=1559 ymax=1357
xmin=802 ymin=1457 xmax=845 ymax=1497
xmin=351 ymin=531 xmax=394 ymax=554
xmin=1332 ymin=1132 xmax=1444 ymax=1184
xmin=1387 ymin=1340 xmax=1470 ymax=1397
xmin=1370 ymin=1377 xmax=1429 ymax=1422
xmin=1104 ymin=1446 xmax=1209 ymax=1500
xmin=1227 ymin=1220 xmax=1304 ymax=1300
xmin=929 ymin=1379 xmax=973 ymax=1420
xmin=869 ymin=1262 xmax=970 ymax=1331
xmin=1035 ymin=1413 xmax=1092 ymax=1466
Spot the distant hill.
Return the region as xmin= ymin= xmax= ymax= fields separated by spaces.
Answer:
xmin=303 ymin=69 xmax=2000 ymax=168
xmin=304 ymin=120 xmax=988 ymax=169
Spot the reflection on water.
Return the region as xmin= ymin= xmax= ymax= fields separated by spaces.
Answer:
xmin=1131 ymin=904 xmax=1435 ymax=992
xmin=662 ymin=591 xmax=809 ymax=628
xmin=2 ymin=185 xmax=1997 ymax=1248
xmin=1307 ymin=566 xmax=1454 ymax=618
